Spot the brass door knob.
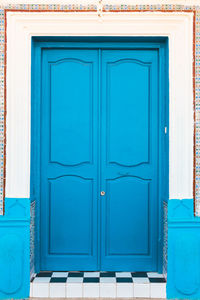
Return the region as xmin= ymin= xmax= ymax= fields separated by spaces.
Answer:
xmin=100 ymin=191 xmax=105 ymax=196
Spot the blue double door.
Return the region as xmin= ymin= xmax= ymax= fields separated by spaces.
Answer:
xmin=40 ymin=46 xmax=160 ymax=271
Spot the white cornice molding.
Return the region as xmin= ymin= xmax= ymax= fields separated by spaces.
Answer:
xmin=6 ymin=11 xmax=194 ymax=200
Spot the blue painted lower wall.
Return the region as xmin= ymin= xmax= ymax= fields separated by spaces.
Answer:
xmin=0 ymin=197 xmax=200 ymax=299
xmin=167 ymin=199 xmax=200 ymax=299
xmin=0 ymin=198 xmax=30 ymax=299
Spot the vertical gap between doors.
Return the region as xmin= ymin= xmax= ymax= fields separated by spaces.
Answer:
xmin=98 ymin=48 xmax=102 ymax=270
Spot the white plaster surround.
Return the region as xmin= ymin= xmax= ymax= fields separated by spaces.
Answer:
xmin=5 ymin=11 xmax=194 ymax=200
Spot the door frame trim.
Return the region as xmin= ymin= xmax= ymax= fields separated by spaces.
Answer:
xmin=31 ymin=38 xmax=168 ymax=273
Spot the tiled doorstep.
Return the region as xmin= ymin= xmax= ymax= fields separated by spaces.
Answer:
xmin=30 ymin=282 xmax=166 ymax=298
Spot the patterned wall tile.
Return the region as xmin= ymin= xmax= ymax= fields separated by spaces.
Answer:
xmin=163 ymin=201 xmax=168 ymax=277
xmin=30 ymin=200 xmax=35 ymax=277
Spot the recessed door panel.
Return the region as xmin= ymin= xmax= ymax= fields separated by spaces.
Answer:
xmin=49 ymin=176 xmax=93 ymax=255
xmin=107 ymin=59 xmax=150 ymax=166
xmin=106 ymin=176 xmax=150 ymax=256
xmin=50 ymin=59 xmax=93 ymax=166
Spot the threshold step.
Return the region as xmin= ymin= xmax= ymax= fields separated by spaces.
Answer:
xmin=30 ymin=271 xmax=166 ymax=298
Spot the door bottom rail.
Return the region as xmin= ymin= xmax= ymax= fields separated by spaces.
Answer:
xmin=30 ymin=271 xmax=166 ymax=298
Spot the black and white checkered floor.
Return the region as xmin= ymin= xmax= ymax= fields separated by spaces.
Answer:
xmin=30 ymin=271 xmax=166 ymax=298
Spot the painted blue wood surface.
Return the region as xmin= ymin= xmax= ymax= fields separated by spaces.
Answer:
xmin=0 ymin=198 xmax=30 ymax=299
xmin=41 ymin=49 xmax=99 ymax=270
xmin=167 ymin=199 xmax=200 ymax=299
xmin=101 ymin=50 xmax=159 ymax=271
xmin=32 ymin=38 xmax=168 ymax=272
